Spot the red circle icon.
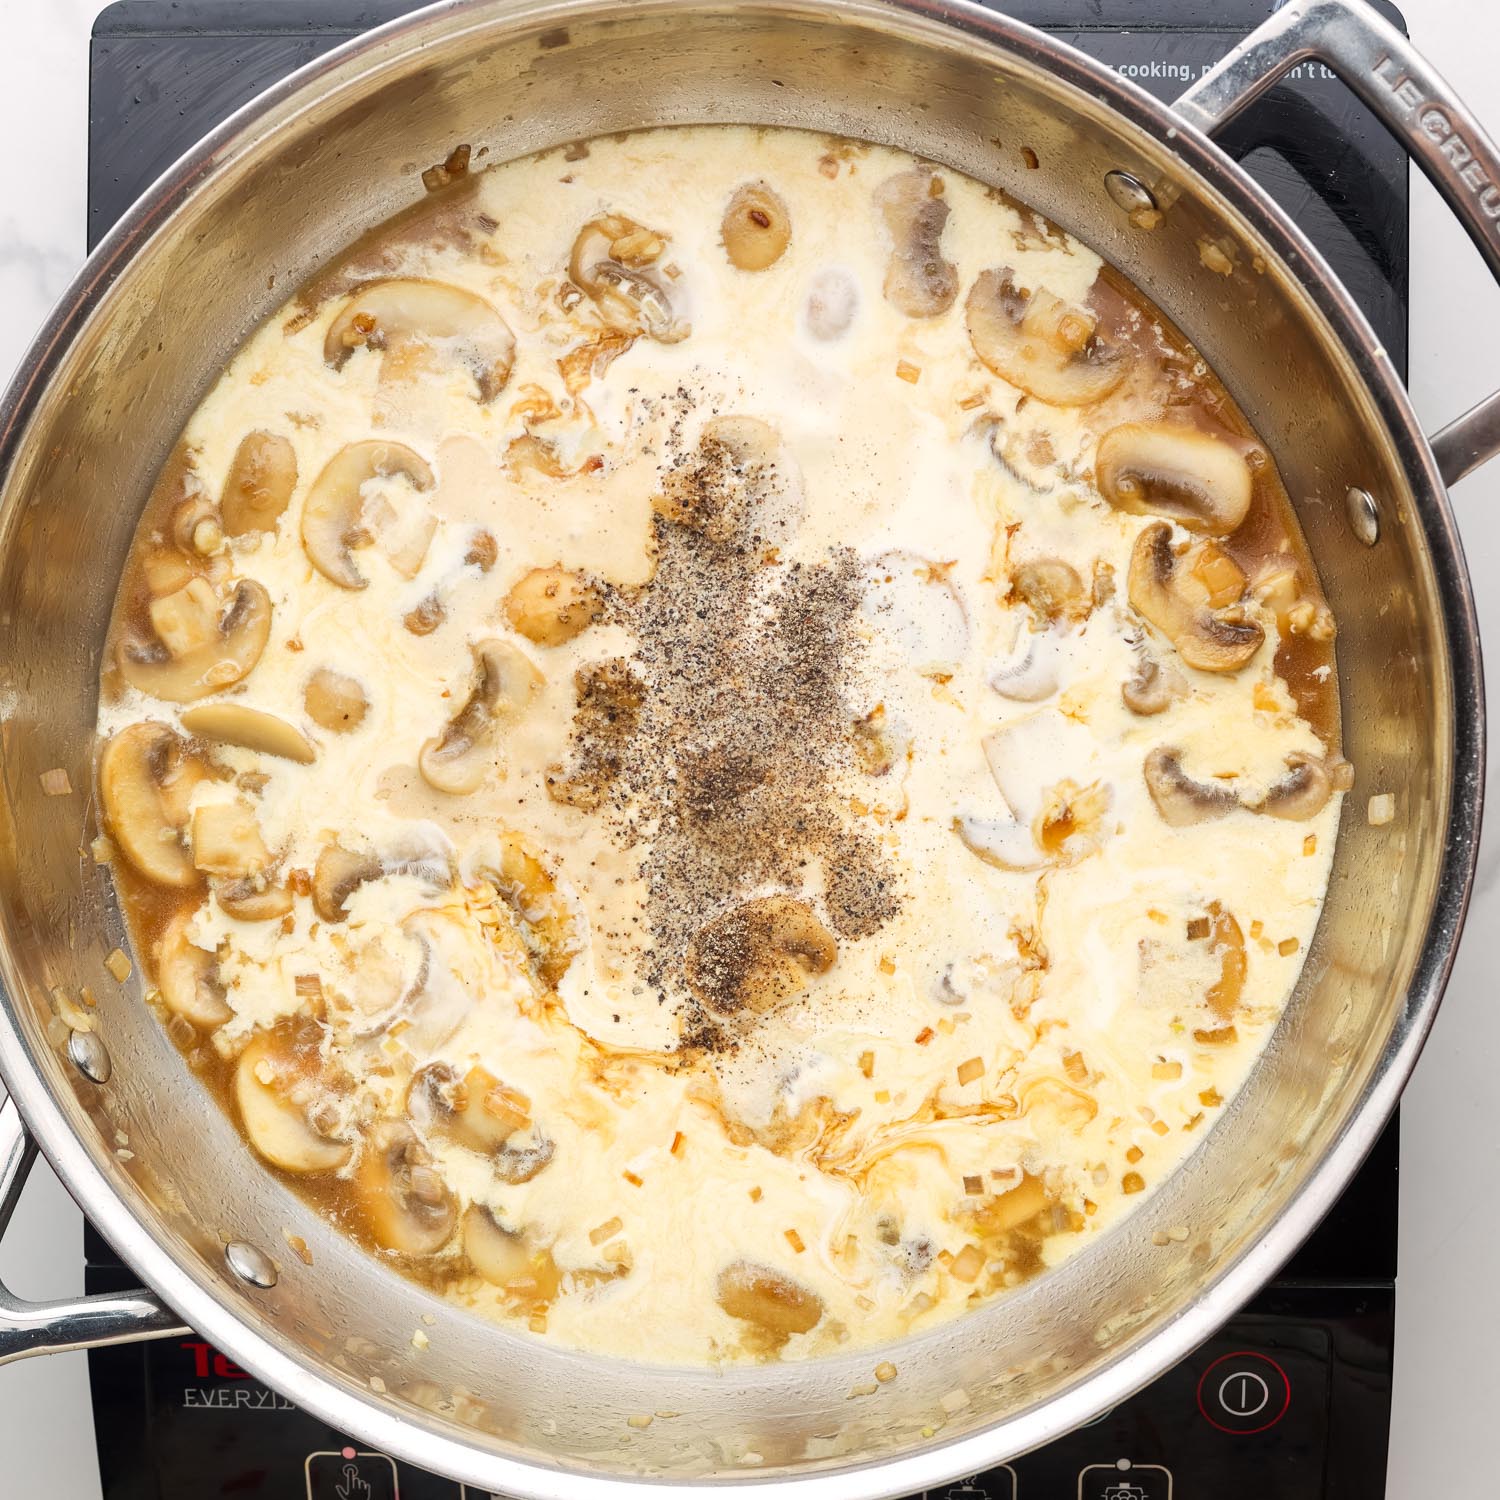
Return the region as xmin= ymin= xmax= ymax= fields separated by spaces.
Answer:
xmin=1196 ymin=1350 xmax=1291 ymax=1434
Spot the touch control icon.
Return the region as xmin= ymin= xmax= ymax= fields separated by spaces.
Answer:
xmin=305 ymin=1447 xmax=400 ymax=1499
xmin=1078 ymin=1457 xmax=1173 ymax=1499
xmin=1196 ymin=1350 xmax=1292 ymax=1434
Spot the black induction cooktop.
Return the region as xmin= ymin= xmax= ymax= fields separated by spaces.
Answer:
xmin=83 ymin=3 xmax=1407 ymax=1496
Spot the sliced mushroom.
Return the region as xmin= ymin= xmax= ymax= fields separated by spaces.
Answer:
xmin=312 ymin=843 xmax=383 ymax=922
xmin=1121 ymin=655 xmax=1188 ymax=716
xmin=965 ymin=268 xmax=1126 ymax=406
xmin=684 ymin=895 xmax=837 ymax=1019
xmin=462 ymin=1206 xmax=561 ymax=1301
xmin=190 ymin=799 xmax=271 ymax=878
xmin=506 ymin=433 xmax=599 ymax=481
xmin=370 ymin=501 xmax=438 ymax=580
xmin=98 ymin=722 xmax=209 ymax=886
xmin=876 ymin=169 xmax=958 ymax=318
xmin=220 ymin=431 xmax=298 ymax=537
xmin=803 ymin=267 xmax=858 ymax=341
xmin=716 ymin=1261 xmax=823 ymax=1341
xmin=353 ymin=1119 xmax=457 ymax=1255
xmin=418 ymin=639 xmax=541 ymax=795
xmin=117 ymin=578 xmax=272 ymax=702
xmin=477 ymin=831 xmax=580 ymax=988
xmin=503 ymin=566 xmax=602 ymax=646
xmin=403 ymin=593 xmax=445 ymax=636
xmin=953 ymin=812 xmax=1046 ymax=872
xmin=301 ymin=441 xmax=434 ymax=590
xmin=141 ymin=546 xmax=195 ymax=600
xmin=408 ymin=1062 xmax=529 ymax=1154
xmin=722 ymin=182 xmax=791 ymax=270
xmin=234 ymin=1024 xmax=351 ymax=1173
xmin=988 ymin=630 xmax=1060 ymax=703
xmin=1010 ymin=559 xmax=1086 ymax=625
xmin=1143 ymin=746 xmax=1237 ymax=827
xmin=861 ymin=550 xmax=969 ymax=671
xmin=180 ymin=703 xmax=315 ymax=763
xmin=155 ymin=908 xmax=231 ymax=1028
xmin=324 ymin=278 xmax=516 ymax=402
xmin=1097 ymin=422 xmax=1254 ymax=536
xmin=304 ymin=669 xmax=368 ymax=733
xmin=1128 ymin=523 xmax=1264 ymax=673
xmin=171 ymin=491 xmax=223 ymax=558
xmin=493 ymin=1135 xmax=556 ymax=1185
xmin=1252 ymin=751 xmax=1342 ymax=820
xmin=568 ymin=214 xmax=688 ymax=343
xmin=216 ymin=874 xmax=295 ymax=923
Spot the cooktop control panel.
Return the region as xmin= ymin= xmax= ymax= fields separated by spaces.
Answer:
xmin=87 ymin=1252 xmax=1390 ymax=1500
xmin=85 ymin=2 xmax=1404 ymax=1496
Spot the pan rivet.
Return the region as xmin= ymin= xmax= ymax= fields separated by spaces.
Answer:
xmin=1104 ymin=169 xmax=1158 ymax=216
xmin=67 ymin=1030 xmax=111 ymax=1084
xmin=225 ymin=1240 xmax=278 ymax=1290
xmin=1346 ymin=487 xmax=1380 ymax=546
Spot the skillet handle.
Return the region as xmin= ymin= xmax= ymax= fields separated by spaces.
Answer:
xmin=1173 ymin=0 xmax=1500 ymax=487
xmin=0 ymin=1095 xmax=188 ymax=1365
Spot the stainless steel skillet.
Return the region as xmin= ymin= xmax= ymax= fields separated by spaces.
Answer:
xmin=0 ymin=0 xmax=1492 ymax=1493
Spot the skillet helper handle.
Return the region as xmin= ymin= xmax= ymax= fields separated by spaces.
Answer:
xmin=1173 ymin=0 xmax=1500 ymax=487
xmin=0 ymin=1095 xmax=187 ymax=1365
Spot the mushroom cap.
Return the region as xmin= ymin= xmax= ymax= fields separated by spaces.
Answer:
xmin=155 ymin=907 xmax=232 ymax=1028
xmin=568 ymin=214 xmax=688 ymax=343
xmin=180 ymin=702 xmax=315 ymax=764
xmin=1009 ymin=558 xmax=1086 ymax=625
xmin=716 ymin=1260 xmax=823 ymax=1338
xmin=234 ymin=1026 xmax=351 ymax=1174
xmin=220 ymin=430 xmax=298 ymax=537
xmin=1128 ymin=523 xmax=1264 ymax=673
xmin=952 ymin=812 xmax=1046 ymax=871
xmin=301 ymin=440 xmax=434 ymax=590
xmin=684 ymin=895 xmax=837 ymax=1019
xmin=462 ymin=1206 xmax=561 ymax=1299
xmin=1252 ymin=751 xmax=1339 ymax=820
xmin=215 ymin=876 xmax=295 ymax=923
xmin=1142 ymin=746 xmax=1238 ymax=827
xmin=304 ymin=669 xmax=368 ymax=733
xmin=803 ymin=267 xmax=858 ymax=342
xmin=988 ymin=630 xmax=1060 ymax=703
xmin=502 ymin=566 xmax=603 ymax=647
xmin=117 ymin=578 xmax=273 ymax=703
xmin=474 ymin=829 xmax=581 ymax=989
xmin=861 ymin=549 xmax=969 ymax=672
xmin=418 ymin=639 xmax=541 ymax=795
xmin=493 ymin=1134 xmax=556 ymax=1185
xmin=407 ymin=1062 xmax=527 ymax=1155
xmin=965 ymin=268 xmax=1127 ymax=406
xmin=353 ymin=1119 xmax=457 ymax=1256
xmin=1097 ymin=422 xmax=1254 ymax=536
xmin=721 ymin=182 xmax=792 ymax=271
xmin=311 ymin=843 xmax=383 ymax=923
xmin=324 ymin=278 xmax=516 ymax=402
xmin=98 ymin=722 xmax=206 ymax=887
xmin=876 ymin=168 xmax=958 ymax=319
xmin=1121 ymin=655 xmax=1187 ymax=716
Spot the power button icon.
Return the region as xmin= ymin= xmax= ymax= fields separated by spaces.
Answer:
xmin=1195 ymin=1351 xmax=1290 ymax=1435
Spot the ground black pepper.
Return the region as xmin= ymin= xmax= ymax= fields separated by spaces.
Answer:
xmin=556 ymin=405 xmax=901 ymax=1048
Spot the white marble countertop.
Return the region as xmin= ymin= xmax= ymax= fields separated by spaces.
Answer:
xmin=0 ymin=1 xmax=1498 ymax=1495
